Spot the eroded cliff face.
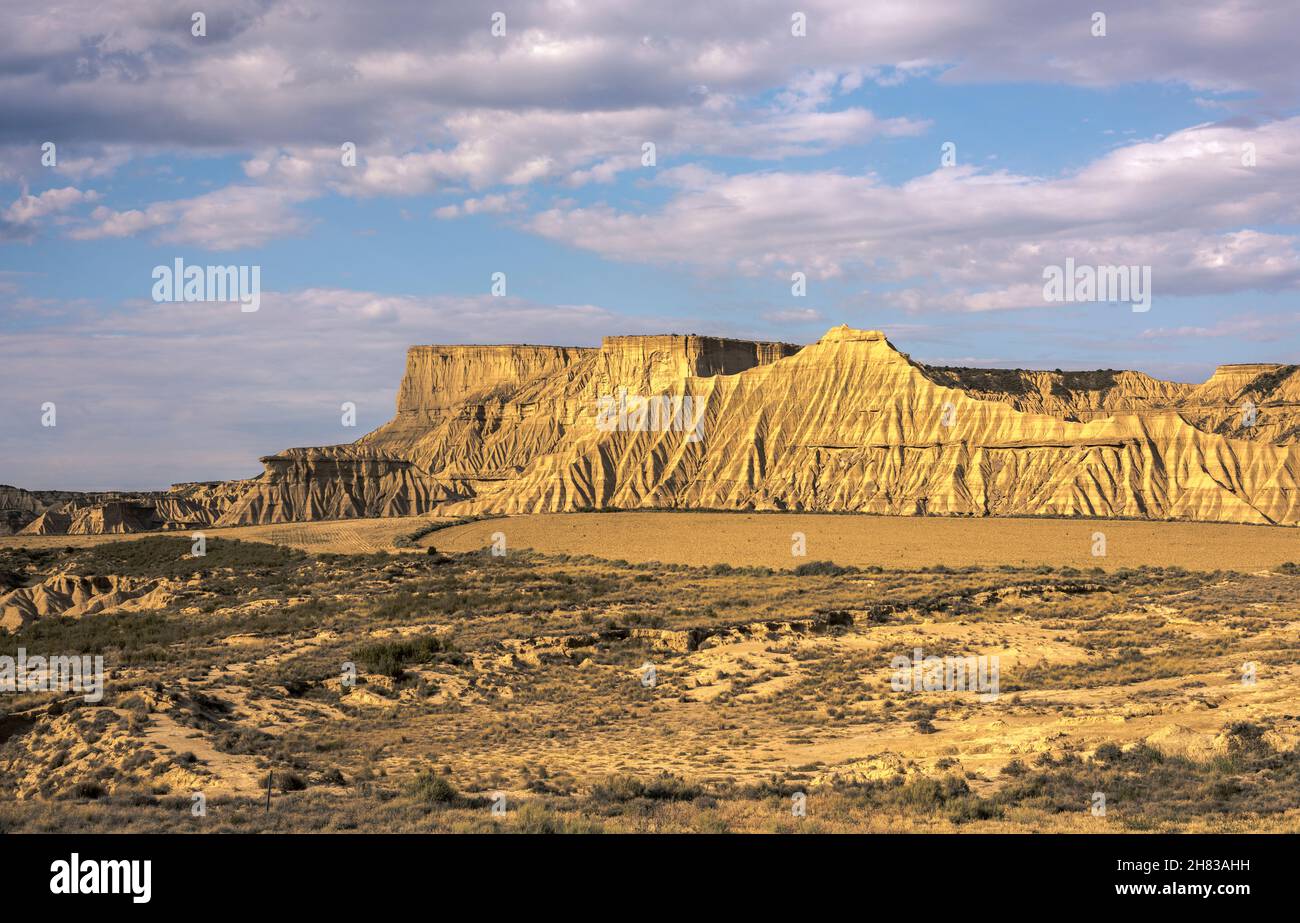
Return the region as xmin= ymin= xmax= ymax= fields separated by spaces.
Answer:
xmin=10 ymin=484 xmax=246 ymax=536
xmin=922 ymin=366 xmax=1193 ymax=418
xmin=426 ymin=327 xmax=1298 ymax=524
xmin=0 ymin=486 xmax=46 ymax=534
xmin=212 ymin=447 xmax=454 ymax=526
xmin=1182 ymin=364 xmax=1300 ymax=444
xmin=17 ymin=327 xmax=1300 ymax=531
xmin=395 ymin=345 xmax=590 ymax=418
xmin=206 ymin=335 xmax=802 ymax=527
xmin=0 ymin=573 xmax=172 ymax=632
xmin=348 ymin=334 xmax=801 ymax=497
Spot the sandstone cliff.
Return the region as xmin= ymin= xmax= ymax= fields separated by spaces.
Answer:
xmin=415 ymin=327 xmax=1297 ymax=524
xmin=212 ymin=447 xmax=453 ymax=526
xmin=17 ymin=327 xmax=1300 ymax=530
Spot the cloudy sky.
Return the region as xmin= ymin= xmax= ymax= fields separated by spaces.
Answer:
xmin=2 ymin=0 xmax=1298 ymax=489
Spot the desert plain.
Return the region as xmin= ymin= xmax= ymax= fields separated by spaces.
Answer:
xmin=3 ymin=326 xmax=1298 ymax=833
xmin=2 ymin=511 xmax=1297 ymax=833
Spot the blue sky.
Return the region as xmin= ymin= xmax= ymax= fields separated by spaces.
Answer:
xmin=2 ymin=1 xmax=1298 ymax=489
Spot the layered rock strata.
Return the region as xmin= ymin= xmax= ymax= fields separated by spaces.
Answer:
xmin=15 ymin=328 xmax=1300 ymax=530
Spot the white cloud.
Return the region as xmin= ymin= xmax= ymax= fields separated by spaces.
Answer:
xmin=4 ymin=0 xmax=1290 ymax=202
xmin=433 ymin=191 xmax=526 ymax=220
xmin=70 ymin=184 xmax=314 ymax=249
xmin=528 ymin=117 xmax=1300 ymax=307
xmin=2 ymin=186 xmax=97 ymax=238
xmin=4 ymin=0 xmax=1296 ymax=156
xmin=761 ymin=308 xmax=825 ymax=323
xmin=1138 ymin=314 xmax=1300 ymax=341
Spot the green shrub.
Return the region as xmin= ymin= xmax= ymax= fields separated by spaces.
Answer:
xmin=1092 ymin=743 xmax=1123 ymax=763
xmin=354 ymin=634 xmax=455 ymax=678
xmin=79 ymin=536 xmax=304 ymax=578
xmin=793 ymin=560 xmax=853 ymax=577
xmin=407 ymin=771 xmax=458 ymax=805
xmin=68 ymin=781 xmax=106 ymax=800
xmin=277 ymin=771 xmax=308 ymax=793
xmin=589 ymin=772 xmax=701 ymax=803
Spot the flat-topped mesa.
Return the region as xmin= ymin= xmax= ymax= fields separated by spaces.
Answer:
xmin=396 ymin=345 xmax=591 ymax=418
xmin=17 ymin=325 xmax=1300 ymax=532
xmin=21 ymin=501 xmax=166 ymax=535
xmin=1196 ymin=363 xmax=1291 ymax=398
xmin=168 ymin=480 xmax=228 ymax=492
xmin=361 ymin=334 xmax=804 ymax=474
xmin=599 ymin=333 xmax=800 ymax=373
xmin=816 ymin=325 xmax=890 ymax=344
xmin=596 ymin=334 xmax=801 ymax=393
xmin=422 ymin=325 xmax=1299 ymax=525
xmin=1178 ymin=362 xmax=1300 ymax=445
xmin=261 ymin=445 xmax=416 ymax=468
xmin=921 ymin=366 xmax=1193 ymax=419
xmin=392 ymin=335 xmax=804 ymax=424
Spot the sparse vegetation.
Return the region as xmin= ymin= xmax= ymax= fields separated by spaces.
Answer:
xmin=355 ymin=635 xmax=456 ymax=678
xmin=1 ymin=516 xmax=1297 ymax=833
xmin=793 ymin=560 xmax=854 ymax=577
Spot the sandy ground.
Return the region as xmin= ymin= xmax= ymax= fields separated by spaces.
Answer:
xmin=424 ymin=512 xmax=1299 ymax=571
xmin=3 ymin=517 xmax=1298 ymax=831
xmin=5 ymin=512 xmax=1294 ymax=571
xmin=0 ymin=514 xmax=437 ymax=555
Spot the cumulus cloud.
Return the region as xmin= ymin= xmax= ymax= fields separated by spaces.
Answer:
xmin=1 ymin=185 xmax=97 ymax=238
xmin=6 ymin=1 xmax=1293 ymax=254
xmin=1 ymin=1 xmax=1294 ymax=155
xmin=1 ymin=0 xmax=1293 ymax=200
xmin=4 ymin=185 xmax=95 ymax=223
xmin=761 ymin=308 xmax=825 ymax=323
xmin=320 ymin=96 xmax=924 ymax=197
xmin=433 ymin=191 xmax=526 ymax=220
xmin=529 ymin=117 xmax=1300 ymax=308
xmin=69 ymin=184 xmax=314 ymax=249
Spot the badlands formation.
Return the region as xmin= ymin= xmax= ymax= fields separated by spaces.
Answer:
xmin=7 ymin=326 xmax=1299 ymax=532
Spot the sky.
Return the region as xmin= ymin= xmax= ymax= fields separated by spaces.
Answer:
xmin=1 ymin=0 xmax=1298 ymax=490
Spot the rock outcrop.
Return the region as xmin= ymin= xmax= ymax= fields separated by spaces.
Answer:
xmin=410 ymin=326 xmax=1298 ymax=524
xmin=0 ymin=573 xmax=173 ymax=632
xmin=212 ymin=447 xmax=453 ymax=526
xmin=13 ymin=327 xmax=1300 ymax=531
xmin=0 ymin=485 xmax=48 ymax=534
xmin=11 ymin=483 xmax=246 ymax=537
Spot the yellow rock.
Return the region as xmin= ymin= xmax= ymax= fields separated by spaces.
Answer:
xmin=19 ymin=327 xmax=1300 ymax=532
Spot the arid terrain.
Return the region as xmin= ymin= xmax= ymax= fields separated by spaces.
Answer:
xmin=3 ymin=326 xmax=1298 ymax=834
xmin=426 ymin=512 xmax=1300 ymax=572
xmin=6 ymin=4 xmax=1300 ymax=888
xmin=2 ymin=515 xmax=1297 ymax=833
xmin=6 ymin=327 xmax=1299 ymax=539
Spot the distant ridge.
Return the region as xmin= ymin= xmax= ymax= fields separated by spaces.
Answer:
xmin=9 ymin=327 xmax=1299 ymax=533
